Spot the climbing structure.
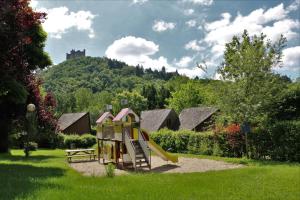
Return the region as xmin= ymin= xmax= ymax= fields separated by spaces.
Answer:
xmin=96 ymin=108 xmax=150 ymax=170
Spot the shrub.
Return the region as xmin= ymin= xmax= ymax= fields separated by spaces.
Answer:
xmin=151 ymin=129 xmax=215 ymax=155
xmin=187 ymin=132 xmax=214 ymax=155
xmin=25 ymin=142 xmax=38 ymax=151
xmin=35 ymin=128 xmax=64 ymax=148
xmin=266 ymin=120 xmax=300 ymax=162
xmin=105 ymin=163 xmax=115 ymax=177
xmin=150 ymin=121 xmax=300 ymax=162
xmin=63 ymin=134 xmax=96 ymax=149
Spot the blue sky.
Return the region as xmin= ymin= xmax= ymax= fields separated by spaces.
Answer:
xmin=31 ymin=0 xmax=300 ymax=79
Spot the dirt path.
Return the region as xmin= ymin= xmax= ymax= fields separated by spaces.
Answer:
xmin=70 ymin=156 xmax=243 ymax=176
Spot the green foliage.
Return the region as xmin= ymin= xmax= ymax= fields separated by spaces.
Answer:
xmin=219 ymin=30 xmax=288 ymax=124
xmin=249 ymin=120 xmax=300 ymax=162
xmin=0 ymin=79 xmax=28 ymax=104
xmin=105 ymin=163 xmax=115 ymax=178
xmin=152 ymin=121 xmax=300 ymax=162
xmin=25 ymin=142 xmax=38 ymax=151
xmin=42 ymin=57 xmax=176 ymax=95
xmin=62 ymin=134 xmax=96 ymax=149
xmin=167 ymin=81 xmax=203 ymax=113
xmin=271 ymin=82 xmax=300 ymax=121
xmin=151 ymin=129 xmax=215 ymax=155
xmin=112 ymin=91 xmax=147 ymax=115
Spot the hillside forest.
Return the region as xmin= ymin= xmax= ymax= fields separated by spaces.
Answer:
xmin=41 ymin=32 xmax=299 ymax=128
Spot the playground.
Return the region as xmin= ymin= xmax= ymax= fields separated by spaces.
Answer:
xmin=95 ymin=108 xmax=178 ymax=170
xmin=70 ymin=156 xmax=243 ymax=176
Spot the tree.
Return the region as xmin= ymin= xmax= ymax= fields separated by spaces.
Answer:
xmin=141 ymin=84 xmax=157 ymax=109
xmin=156 ymin=85 xmax=170 ymax=108
xmin=167 ymin=81 xmax=203 ymax=113
xmin=0 ymin=0 xmax=52 ymax=152
xmin=112 ymin=91 xmax=147 ymax=115
xmin=218 ymin=30 xmax=287 ymax=124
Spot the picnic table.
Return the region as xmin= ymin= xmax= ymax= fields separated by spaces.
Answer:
xmin=65 ymin=149 xmax=96 ymax=162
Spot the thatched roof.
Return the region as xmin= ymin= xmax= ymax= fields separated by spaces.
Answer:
xmin=57 ymin=112 xmax=88 ymax=131
xmin=96 ymin=112 xmax=114 ymax=124
xmin=141 ymin=109 xmax=174 ymax=132
xmin=179 ymin=107 xmax=218 ymax=130
xmin=113 ymin=108 xmax=140 ymax=122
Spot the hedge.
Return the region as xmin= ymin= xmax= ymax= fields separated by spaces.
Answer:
xmin=249 ymin=120 xmax=300 ymax=162
xmin=150 ymin=120 xmax=300 ymax=162
xmin=62 ymin=134 xmax=96 ymax=149
xmin=151 ymin=129 xmax=218 ymax=156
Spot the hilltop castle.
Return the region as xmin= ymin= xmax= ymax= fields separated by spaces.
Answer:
xmin=66 ymin=49 xmax=86 ymax=60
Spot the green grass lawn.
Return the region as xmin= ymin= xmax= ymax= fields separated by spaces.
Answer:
xmin=0 ymin=149 xmax=299 ymax=200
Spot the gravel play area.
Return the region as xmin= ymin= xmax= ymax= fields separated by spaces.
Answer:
xmin=70 ymin=156 xmax=244 ymax=176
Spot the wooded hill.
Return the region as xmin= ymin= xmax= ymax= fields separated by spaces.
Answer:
xmin=42 ymin=56 xmax=180 ymax=94
xmin=41 ymin=56 xmax=221 ymax=123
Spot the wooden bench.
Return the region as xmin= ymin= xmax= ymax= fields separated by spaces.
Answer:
xmin=65 ymin=149 xmax=96 ymax=163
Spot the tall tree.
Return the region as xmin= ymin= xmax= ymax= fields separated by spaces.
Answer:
xmin=0 ymin=0 xmax=52 ymax=152
xmin=218 ymin=30 xmax=287 ymax=124
xmin=141 ymin=84 xmax=157 ymax=109
xmin=167 ymin=81 xmax=202 ymax=113
xmin=112 ymin=91 xmax=147 ymax=115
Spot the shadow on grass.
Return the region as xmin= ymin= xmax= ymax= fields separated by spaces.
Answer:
xmin=0 ymin=153 xmax=60 ymax=162
xmin=176 ymin=153 xmax=300 ymax=167
xmin=0 ymin=163 xmax=65 ymax=200
xmin=151 ymin=164 xmax=180 ymax=173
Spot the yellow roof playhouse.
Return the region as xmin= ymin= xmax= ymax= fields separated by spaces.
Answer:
xmin=96 ymin=108 xmax=178 ymax=170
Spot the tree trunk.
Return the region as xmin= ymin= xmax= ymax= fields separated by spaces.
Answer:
xmin=0 ymin=116 xmax=10 ymax=153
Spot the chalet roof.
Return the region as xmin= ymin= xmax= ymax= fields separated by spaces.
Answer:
xmin=113 ymin=108 xmax=140 ymax=122
xmin=141 ymin=109 xmax=174 ymax=132
xmin=179 ymin=107 xmax=218 ymax=130
xmin=57 ymin=112 xmax=88 ymax=131
xmin=96 ymin=112 xmax=114 ymax=124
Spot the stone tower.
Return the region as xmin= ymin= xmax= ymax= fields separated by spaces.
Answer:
xmin=66 ymin=49 xmax=86 ymax=60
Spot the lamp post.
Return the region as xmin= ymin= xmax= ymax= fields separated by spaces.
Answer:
xmin=24 ymin=103 xmax=36 ymax=157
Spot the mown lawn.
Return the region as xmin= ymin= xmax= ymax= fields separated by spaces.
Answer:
xmin=0 ymin=149 xmax=299 ymax=200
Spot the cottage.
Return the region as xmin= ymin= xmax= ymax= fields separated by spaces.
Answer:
xmin=179 ymin=107 xmax=218 ymax=132
xmin=57 ymin=112 xmax=91 ymax=135
xmin=141 ymin=109 xmax=179 ymax=133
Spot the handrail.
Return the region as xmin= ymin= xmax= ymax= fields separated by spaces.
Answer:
xmin=138 ymin=130 xmax=150 ymax=168
xmin=124 ymin=129 xmax=136 ymax=169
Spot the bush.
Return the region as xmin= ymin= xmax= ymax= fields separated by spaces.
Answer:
xmin=151 ymin=129 xmax=215 ymax=155
xmin=35 ymin=128 xmax=64 ymax=149
xmin=105 ymin=163 xmax=115 ymax=178
xmin=151 ymin=121 xmax=300 ymax=162
xmin=25 ymin=142 xmax=38 ymax=151
xmin=246 ymin=120 xmax=300 ymax=162
xmin=63 ymin=134 xmax=96 ymax=149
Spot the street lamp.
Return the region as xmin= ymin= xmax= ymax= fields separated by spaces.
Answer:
xmin=27 ymin=103 xmax=36 ymax=112
xmin=24 ymin=103 xmax=36 ymax=157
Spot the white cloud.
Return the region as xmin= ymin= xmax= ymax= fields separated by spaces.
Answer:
xmin=152 ymin=20 xmax=176 ymax=32
xmin=177 ymin=67 xmax=206 ymax=78
xmin=186 ymin=19 xmax=197 ymax=27
xmin=37 ymin=7 xmax=96 ymax=39
xmin=29 ymin=0 xmax=38 ymax=8
xmin=280 ymin=46 xmax=300 ymax=72
xmin=105 ymin=36 xmax=209 ymax=78
xmin=175 ymin=56 xmax=193 ymax=68
xmin=183 ymin=0 xmax=213 ymax=6
xmin=184 ymin=9 xmax=194 ymax=15
xmin=205 ymin=13 xmax=231 ymax=31
xmin=185 ymin=40 xmax=203 ymax=51
xmin=287 ymin=0 xmax=300 ymax=12
xmin=105 ymin=36 xmax=171 ymax=70
xmin=203 ymin=3 xmax=300 ymax=56
xmin=132 ymin=0 xmax=148 ymax=5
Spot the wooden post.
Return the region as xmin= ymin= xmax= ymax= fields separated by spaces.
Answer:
xmin=97 ymin=139 xmax=100 ymax=163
